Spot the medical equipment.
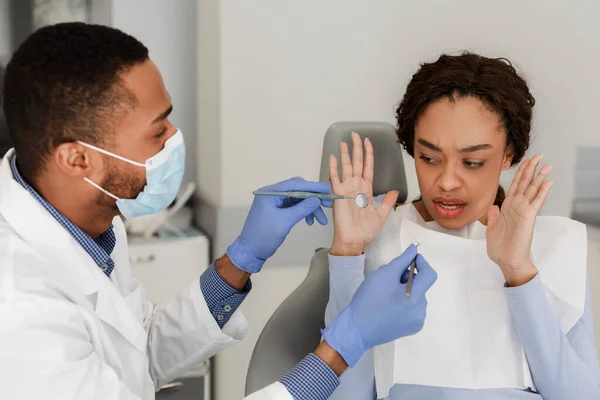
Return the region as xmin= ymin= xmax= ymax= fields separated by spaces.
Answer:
xmin=405 ymin=242 xmax=420 ymax=296
xmin=124 ymin=182 xmax=196 ymax=238
xmin=79 ymin=130 xmax=186 ymax=219
xmin=253 ymin=190 xmax=370 ymax=208
xmin=230 ymin=178 xmax=332 ymax=273
xmin=141 ymin=182 xmax=195 ymax=238
xmin=321 ymin=244 xmax=435 ymax=368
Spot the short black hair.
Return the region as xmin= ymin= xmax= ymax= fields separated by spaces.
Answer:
xmin=0 ymin=65 xmax=10 ymax=156
xmin=3 ymin=22 xmax=149 ymax=179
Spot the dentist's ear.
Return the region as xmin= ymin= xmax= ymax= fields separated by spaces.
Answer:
xmin=54 ymin=142 xmax=95 ymax=177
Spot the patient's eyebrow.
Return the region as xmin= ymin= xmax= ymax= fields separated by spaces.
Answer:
xmin=417 ymin=139 xmax=492 ymax=153
xmin=417 ymin=139 xmax=442 ymax=152
xmin=459 ymin=143 xmax=492 ymax=153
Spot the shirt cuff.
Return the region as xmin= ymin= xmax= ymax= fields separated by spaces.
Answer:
xmin=199 ymin=263 xmax=251 ymax=328
xmin=504 ymin=273 xmax=550 ymax=331
xmin=279 ymin=353 xmax=340 ymax=400
xmin=328 ymin=253 xmax=366 ymax=271
xmin=504 ymin=273 xmax=543 ymax=299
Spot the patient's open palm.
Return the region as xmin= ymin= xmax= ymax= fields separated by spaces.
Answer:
xmin=329 ymin=132 xmax=399 ymax=255
xmin=486 ymin=154 xmax=552 ymax=280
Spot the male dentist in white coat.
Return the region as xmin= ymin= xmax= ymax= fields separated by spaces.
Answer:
xmin=0 ymin=23 xmax=436 ymax=399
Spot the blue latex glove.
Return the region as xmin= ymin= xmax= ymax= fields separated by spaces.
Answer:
xmin=322 ymin=245 xmax=437 ymax=367
xmin=226 ymin=177 xmax=332 ymax=273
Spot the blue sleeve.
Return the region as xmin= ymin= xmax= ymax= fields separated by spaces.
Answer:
xmin=506 ymin=274 xmax=600 ymax=399
xmin=324 ymin=254 xmax=366 ymax=326
xmin=279 ymin=353 xmax=340 ymax=400
xmin=199 ymin=263 xmax=251 ymax=328
xmin=325 ymin=253 xmax=377 ymax=400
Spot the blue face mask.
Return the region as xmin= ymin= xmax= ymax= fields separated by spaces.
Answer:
xmin=78 ymin=130 xmax=186 ymax=219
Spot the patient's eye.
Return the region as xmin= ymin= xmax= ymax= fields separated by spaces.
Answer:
xmin=464 ymin=160 xmax=485 ymax=169
xmin=419 ymin=154 xmax=439 ymax=165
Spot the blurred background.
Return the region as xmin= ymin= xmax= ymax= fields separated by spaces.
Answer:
xmin=1 ymin=1 xmax=599 ymax=399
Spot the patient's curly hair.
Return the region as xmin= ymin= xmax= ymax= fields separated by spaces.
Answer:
xmin=395 ymin=52 xmax=535 ymax=206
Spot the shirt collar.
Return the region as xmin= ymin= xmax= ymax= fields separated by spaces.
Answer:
xmin=9 ymin=155 xmax=116 ymax=276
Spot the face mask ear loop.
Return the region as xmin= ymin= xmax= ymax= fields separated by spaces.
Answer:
xmin=77 ymin=141 xmax=146 ymax=167
xmin=83 ymin=177 xmax=121 ymax=201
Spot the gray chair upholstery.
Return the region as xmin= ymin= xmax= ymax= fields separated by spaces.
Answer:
xmin=245 ymin=122 xmax=408 ymax=396
xmin=319 ymin=121 xmax=407 ymax=202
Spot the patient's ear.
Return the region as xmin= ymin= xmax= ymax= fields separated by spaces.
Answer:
xmin=502 ymin=146 xmax=515 ymax=170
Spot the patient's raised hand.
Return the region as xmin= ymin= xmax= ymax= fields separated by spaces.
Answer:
xmin=486 ymin=154 xmax=552 ymax=286
xmin=329 ymin=131 xmax=399 ymax=256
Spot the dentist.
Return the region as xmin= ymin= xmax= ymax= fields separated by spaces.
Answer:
xmin=0 ymin=23 xmax=436 ymax=399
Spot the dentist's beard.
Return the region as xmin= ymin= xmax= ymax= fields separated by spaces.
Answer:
xmin=95 ymin=159 xmax=146 ymax=209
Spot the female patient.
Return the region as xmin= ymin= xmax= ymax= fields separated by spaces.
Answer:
xmin=324 ymin=53 xmax=600 ymax=399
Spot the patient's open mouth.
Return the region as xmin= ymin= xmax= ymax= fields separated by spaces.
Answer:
xmin=438 ymin=202 xmax=462 ymax=210
xmin=432 ymin=197 xmax=466 ymax=218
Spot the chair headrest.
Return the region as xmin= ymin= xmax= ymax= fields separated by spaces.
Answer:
xmin=319 ymin=121 xmax=408 ymax=203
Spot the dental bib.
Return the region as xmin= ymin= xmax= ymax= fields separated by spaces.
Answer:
xmin=364 ymin=204 xmax=587 ymax=398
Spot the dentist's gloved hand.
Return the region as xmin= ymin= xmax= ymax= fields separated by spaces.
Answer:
xmin=322 ymin=245 xmax=437 ymax=367
xmin=227 ymin=177 xmax=332 ymax=274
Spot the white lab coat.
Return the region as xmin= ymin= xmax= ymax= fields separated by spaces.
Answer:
xmin=0 ymin=151 xmax=293 ymax=400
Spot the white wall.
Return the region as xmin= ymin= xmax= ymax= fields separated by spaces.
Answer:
xmin=111 ymin=0 xmax=197 ymax=187
xmin=196 ymin=0 xmax=221 ymax=206
xmin=212 ymin=0 xmax=600 ymax=217
xmin=0 ymin=0 xmax=11 ymax=58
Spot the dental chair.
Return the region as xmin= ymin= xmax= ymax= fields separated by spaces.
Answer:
xmin=244 ymin=122 xmax=409 ymax=395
